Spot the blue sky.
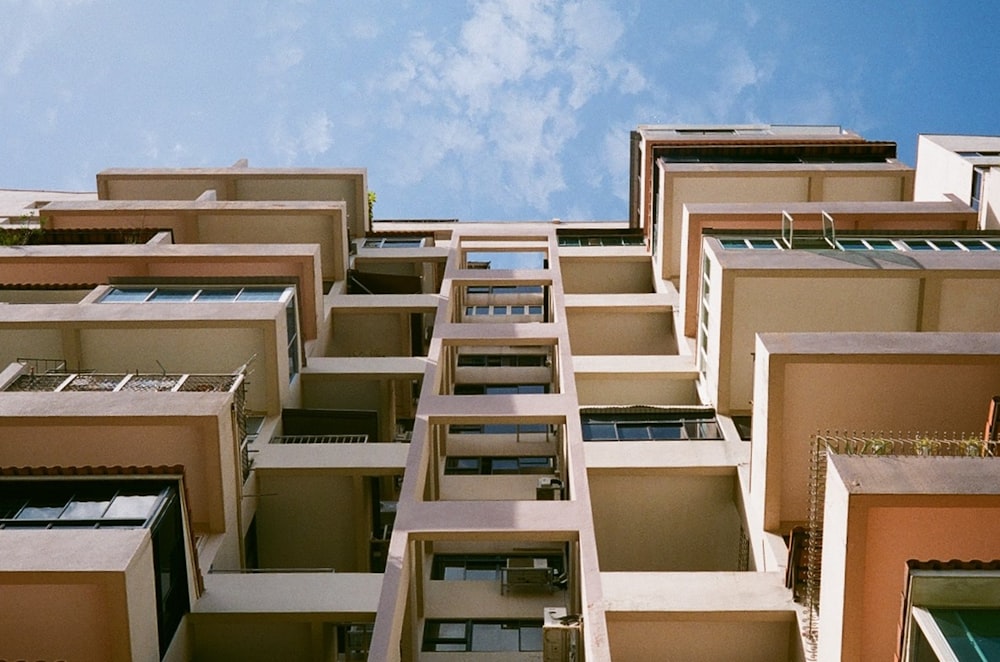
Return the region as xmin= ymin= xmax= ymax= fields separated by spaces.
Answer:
xmin=2 ymin=1 xmax=998 ymax=220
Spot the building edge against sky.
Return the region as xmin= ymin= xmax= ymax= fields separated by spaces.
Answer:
xmin=0 ymin=125 xmax=999 ymax=661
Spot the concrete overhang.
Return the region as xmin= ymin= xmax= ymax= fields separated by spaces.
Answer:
xmin=750 ymin=331 xmax=1000 ymax=536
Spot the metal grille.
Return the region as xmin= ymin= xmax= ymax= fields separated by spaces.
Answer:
xmin=803 ymin=430 xmax=991 ymax=660
xmin=4 ymin=371 xmax=243 ymax=394
xmin=5 ymin=373 xmax=71 ymax=391
xmin=119 ymin=375 xmax=184 ymax=392
xmin=177 ymin=374 xmax=241 ymax=392
xmin=270 ymin=434 xmax=369 ymax=444
xmin=62 ymin=374 xmax=127 ymax=391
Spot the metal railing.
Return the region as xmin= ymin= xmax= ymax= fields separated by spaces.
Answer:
xmin=802 ymin=430 xmax=993 ymax=659
xmin=5 ymin=371 xmax=242 ymax=393
xmin=269 ymin=434 xmax=369 ymax=444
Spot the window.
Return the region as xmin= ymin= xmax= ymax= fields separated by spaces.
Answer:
xmin=448 ymin=423 xmax=550 ymax=435
xmin=909 ymin=608 xmax=1000 ymax=660
xmin=0 ymin=478 xmax=189 ymax=655
xmin=464 ymin=251 xmax=547 ymax=270
xmin=422 ymin=620 xmax=543 ymax=652
xmin=465 ymin=284 xmax=545 ymax=296
xmin=1 ymin=480 xmax=173 ymax=528
xmin=444 ymin=456 xmax=554 ymax=475
xmin=101 ymin=285 xmax=289 ymax=303
xmin=102 ymin=285 xmax=300 ymax=383
xmin=902 ymin=564 xmax=1000 ymax=662
xmin=457 ymin=354 xmax=548 ymax=368
xmin=557 ymin=234 xmax=644 ymax=247
xmin=971 ymin=167 xmax=986 ymax=211
xmin=464 ymin=305 xmax=544 ymax=316
xmin=431 ymin=554 xmax=563 ymax=580
xmin=581 ymin=413 xmax=723 ymax=441
xmin=363 ymin=237 xmax=424 ymax=248
xmin=454 ymin=384 xmax=549 ymax=395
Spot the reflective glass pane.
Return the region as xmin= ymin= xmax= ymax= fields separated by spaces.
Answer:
xmin=618 ymin=424 xmax=652 ymax=440
xmin=17 ymin=504 xmax=66 ymax=519
xmin=442 ymin=566 xmax=465 ymax=580
xmin=521 ymin=625 xmax=543 ymax=651
xmin=471 ymin=623 xmax=518 ymax=651
xmin=435 ymin=622 xmax=466 ymax=639
xmin=838 ymin=239 xmax=867 ymax=250
xmin=905 ymin=240 xmax=934 ymax=250
xmin=102 ymin=288 xmax=152 ymax=302
xmin=582 ymin=423 xmax=616 ymax=440
xmin=61 ymin=497 xmax=111 ymax=519
xmin=510 ymin=305 xmax=525 ymax=314
xmin=528 ymin=305 xmax=543 ymax=315
xmin=960 ymin=241 xmax=991 ymax=251
xmin=931 ymin=608 xmax=1000 ymax=659
xmin=720 ymin=239 xmax=748 ymax=249
xmin=104 ymin=494 xmax=160 ymax=520
xmin=194 ymin=289 xmax=241 ymax=302
xmin=648 ymin=423 xmax=685 ymax=439
xmin=149 ymin=289 xmax=196 ymax=302
xmin=931 ymin=241 xmax=961 ymax=251
xmin=237 ymin=288 xmax=285 ymax=301
xmin=866 ymin=239 xmax=896 ymax=250
xmin=490 ymin=458 xmax=519 ymax=474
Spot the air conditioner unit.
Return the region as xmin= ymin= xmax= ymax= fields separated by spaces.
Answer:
xmin=543 ymin=607 xmax=581 ymax=662
xmin=537 ymin=477 xmax=563 ymax=501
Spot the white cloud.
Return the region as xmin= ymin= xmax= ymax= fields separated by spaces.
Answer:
xmin=300 ymin=111 xmax=333 ymax=157
xmin=379 ymin=0 xmax=644 ymax=213
xmin=0 ymin=0 xmax=95 ymax=79
xmin=268 ymin=110 xmax=334 ymax=163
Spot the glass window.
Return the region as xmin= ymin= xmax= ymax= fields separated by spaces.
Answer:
xmin=61 ymin=492 xmax=112 ymax=519
xmin=422 ymin=620 xmax=543 ymax=652
xmin=748 ymin=239 xmax=779 ymax=249
xmin=237 ymin=288 xmax=285 ymax=301
xmin=930 ymin=240 xmax=962 ymax=251
xmin=102 ymin=287 xmax=153 ymax=302
xmin=194 ymin=288 xmax=241 ymax=302
xmin=867 ymin=239 xmax=897 ymax=250
xmin=582 ymin=422 xmax=616 ymax=440
xmin=528 ymin=305 xmax=543 ymax=315
xmin=105 ymin=493 xmax=161 ymax=520
xmin=0 ymin=480 xmax=173 ymax=529
xmin=720 ymin=239 xmax=748 ymax=249
xmin=959 ymin=240 xmax=992 ymax=251
xmin=838 ymin=239 xmax=868 ymax=251
xmin=149 ymin=289 xmax=196 ymax=302
xmin=582 ymin=414 xmax=723 ymax=441
xmin=510 ymin=305 xmax=525 ymax=314
xmin=904 ymin=240 xmax=935 ymax=251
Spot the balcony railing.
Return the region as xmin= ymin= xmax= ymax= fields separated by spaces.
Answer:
xmin=799 ymin=431 xmax=992 ymax=659
xmin=5 ymin=369 xmax=252 ymax=481
xmin=5 ymin=371 xmax=242 ymax=393
xmin=269 ymin=434 xmax=369 ymax=444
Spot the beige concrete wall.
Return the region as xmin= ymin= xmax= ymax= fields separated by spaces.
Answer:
xmin=255 ymin=472 xmax=366 ymax=571
xmin=588 ymin=470 xmax=742 ymax=571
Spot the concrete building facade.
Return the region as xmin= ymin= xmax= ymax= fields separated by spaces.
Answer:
xmin=1 ymin=125 xmax=999 ymax=661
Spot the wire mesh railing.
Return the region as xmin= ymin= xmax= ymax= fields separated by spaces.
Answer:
xmin=802 ymin=430 xmax=994 ymax=659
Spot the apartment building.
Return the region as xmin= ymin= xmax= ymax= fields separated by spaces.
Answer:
xmin=1 ymin=125 xmax=999 ymax=661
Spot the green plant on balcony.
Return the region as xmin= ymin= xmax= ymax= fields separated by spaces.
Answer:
xmin=0 ymin=215 xmax=45 ymax=246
